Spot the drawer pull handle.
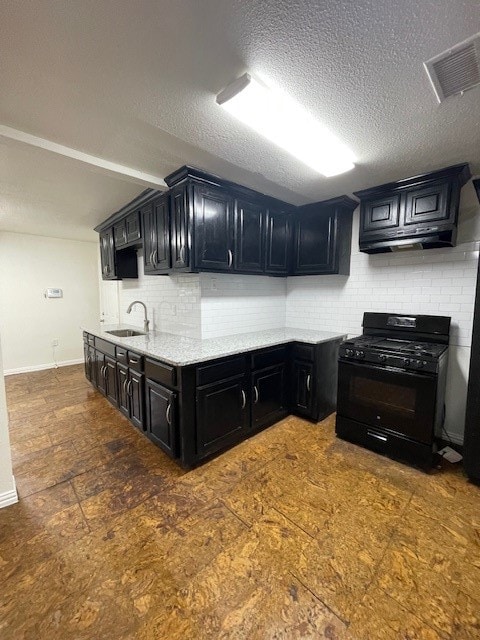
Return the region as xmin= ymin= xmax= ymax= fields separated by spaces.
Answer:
xmin=129 ymin=357 xmax=139 ymax=365
xmin=253 ymin=385 xmax=259 ymax=404
xmin=367 ymin=431 xmax=387 ymax=442
xmin=306 ymin=374 xmax=311 ymax=392
xmin=117 ymin=351 xmax=125 ymax=357
xmin=166 ymin=402 xmax=172 ymax=426
xmin=241 ymin=389 xmax=246 ymax=410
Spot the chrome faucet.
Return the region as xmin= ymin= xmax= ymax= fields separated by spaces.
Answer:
xmin=126 ymin=300 xmax=150 ymax=333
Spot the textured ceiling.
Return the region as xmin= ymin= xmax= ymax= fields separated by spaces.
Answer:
xmin=0 ymin=0 xmax=479 ymax=240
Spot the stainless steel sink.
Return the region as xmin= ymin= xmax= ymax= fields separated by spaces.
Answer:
xmin=106 ymin=329 xmax=146 ymax=337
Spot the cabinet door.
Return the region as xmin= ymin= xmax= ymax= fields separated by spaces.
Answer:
xmin=113 ymin=220 xmax=127 ymax=248
xmin=152 ymin=194 xmax=171 ymax=271
xmin=100 ymin=229 xmax=116 ymax=280
xmin=84 ymin=344 xmax=93 ymax=382
xmin=252 ymin=364 xmax=286 ymax=429
xmin=234 ymin=199 xmax=265 ymax=273
xmin=291 ymin=360 xmax=314 ymax=418
xmin=196 ymin=375 xmax=249 ymax=457
xmin=145 ymin=379 xmax=177 ymax=456
xmin=125 ymin=211 xmax=141 ymax=243
xmin=129 ymin=370 xmax=145 ymax=429
xmin=361 ymin=194 xmax=401 ymax=235
xmin=105 ymin=356 xmax=118 ymax=407
xmin=117 ymin=363 xmax=129 ymax=418
xmin=403 ymin=180 xmax=451 ymax=226
xmin=193 ymin=184 xmax=234 ymax=271
xmin=294 ymin=209 xmax=336 ymax=274
xmin=95 ymin=351 xmax=107 ymax=395
xmin=265 ymin=209 xmax=291 ymax=275
xmin=171 ymin=185 xmax=189 ymax=269
xmin=142 ymin=203 xmax=155 ymax=273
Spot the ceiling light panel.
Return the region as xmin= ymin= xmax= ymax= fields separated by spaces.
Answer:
xmin=216 ymin=73 xmax=355 ymax=177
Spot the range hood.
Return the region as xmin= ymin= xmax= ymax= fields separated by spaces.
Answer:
xmin=354 ymin=164 xmax=471 ymax=254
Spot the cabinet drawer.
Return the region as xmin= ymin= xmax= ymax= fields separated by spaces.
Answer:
xmin=126 ymin=351 xmax=144 ymax=372
xmin=196 ymin=356 xmax=246 ymax=386
xmin=115 ymin=346 xmax=128 ymax=364
xmin=291 ymin=343 xmax=315 ymax=362
xmin=145 ymin=358 xmax=177 ymax=388
xmin=95 ymin=337 xmax=116 ymax=357
xmin=84 ymin=333 xmax=95 ymax=347
xmin=251 ymin=346 xmax=287 ymax=370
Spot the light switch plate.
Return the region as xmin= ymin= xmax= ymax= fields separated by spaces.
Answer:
xmin=45 ymin=288 xmax=63 ymax=298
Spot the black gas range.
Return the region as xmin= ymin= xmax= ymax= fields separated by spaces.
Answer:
xmin=336 ymin=312 xmax=450 ymax=469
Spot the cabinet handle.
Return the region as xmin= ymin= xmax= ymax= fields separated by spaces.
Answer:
xmin=253 ymin=385 xmax=259 ymax=404
xmin=306 ymin=374 xmax=311 ymax=392
xmin=149 ymin=251 xmax=154 ymax=266
xmin=152 ymin=249 xmax=157 ymax=265
xmin=117 ymin=351 xmax=125 ymax=357
xmin=180 ymin=246 xmax=186 ymax=263
xmin=127 ymin=380 xmax=133 ymax=397
xmin=166 ymin=402 xmax=172 ymax=426
xmin=227 ymin=249 xmax=233 ymax=268
xmin=123 ymin=230 xmax=127 ymax=242
xmin=129 ymin=357 xmax=139 ymax=365
xmin=123 ymin=379 xmax=128 ymax=396
xmin=104 ymin=366 xmax=108 ymax=380
xmin=241 ymin=389 xmax=246 ymax=409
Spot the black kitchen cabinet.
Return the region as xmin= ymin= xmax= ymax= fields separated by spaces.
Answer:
xmin=143 ymin=194 xmax=171 ymax=274
xmin=170 ymin=184 xmax=190 ymax=270
xmin=293 ymin=197 xmax=355 ymax=275
xmin=99 ymin=229 xmax=115 ymax=280
xmin=356 ymin=164 xmax=471 ymax=253
xmin=251 ymin=364 xmax=287 ymax=429
xmin=116 ymin=360 xmax=145 ymax=429
xmin=196 ymin=374 xmax=249 ymax=458
xmin=193 ymin=183 xmax=234 ymax=271
xmin=114 ymin=211 xmax=142 ymax=248
xmin=84 ymin=344 xmax=95 ymax=384
xmin=235 ymin=199 xmax=265 ymax=273
xmin=145 ymin=379 xmax=177 ymax=456
xmin=105 ymin=355 xmax=118 ymax=406
xmin=94 ymin=350 xmax=108 ymax=396
xmin=291 ymin=359 xmax=315 ymax=418
xmin=265 ymin=209 xmax=291 ymax=275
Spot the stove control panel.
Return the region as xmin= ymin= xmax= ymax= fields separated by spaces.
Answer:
xmin=339 ymin=345 xmax=438 ymax=373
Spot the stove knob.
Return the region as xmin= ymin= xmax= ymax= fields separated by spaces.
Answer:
xmin=355 ymin=350 xmax=365 ymax=359
xmin=404 ymin=358 xmax=411 ymax=367
xmin=379 ymin=354 xmax=387 ymax=362
xmin=345 ymin=349 xmax=353 ymax=357
xmin=416 ymin=360 xmax=424 ymax=368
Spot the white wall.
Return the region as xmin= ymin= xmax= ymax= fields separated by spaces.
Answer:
xmin=0 ymin=334 xmax=17 ymax=508
xmin=286 ymin=186 xmax=480 ymax=444
xmin=0 ymin=232 xmax=100 ymax=374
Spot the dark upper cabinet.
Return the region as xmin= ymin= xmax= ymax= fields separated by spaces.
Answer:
xmin=143 ymin=194 xmax=170 ymax=274
xmin=100 ymin=230 xmax=115 ymax=280
xmin=193 ymin=184 xmax=234 ymax=271
xmin=114 ymin=211 xmax=141 ymax=248
xmin=355 ymin=164 xmax=471 ymax=253
xmin=145 ymin=379 xmax=177 ymax=457
xmin=170 ymin=184 xmax=190 ymax=270
xmin=265 ymin=209 xmax=292 ymax=275
xmin=292 ymin=197 xmax=356 ymax=275
xmin=234 ymin=199 xmax=265 ymax=273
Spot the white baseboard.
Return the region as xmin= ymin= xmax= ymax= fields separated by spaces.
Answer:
xmin=0 ymin=477 xmax=18 ymax=509
xmin=442 ymin=430 xmax=464 ymax=446
xmin=4 ymin=358 xmax=84 ymax=376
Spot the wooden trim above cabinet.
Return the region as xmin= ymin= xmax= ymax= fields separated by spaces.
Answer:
xmin=95 ymin=188 xmax=163 ymax=233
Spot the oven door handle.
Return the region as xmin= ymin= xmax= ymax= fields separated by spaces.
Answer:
xmin=339 ymin=360 xmax=435 ymax=379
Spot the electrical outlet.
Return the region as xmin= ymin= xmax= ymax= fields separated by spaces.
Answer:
xmin=52 ymin=339 xmax=59 ymax=347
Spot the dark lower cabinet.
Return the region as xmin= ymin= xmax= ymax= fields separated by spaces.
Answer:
xmin=291 ymin=359 xmax=315 ymax=418
xmin=145 ymin=379 xmax=177 ymax=456
xmin=196 ymin=375 xmax=249 ymax=458
xmin=83 ymin=332 xmax=342 ymax=468
xmin=252 ymin=364 xmax=287 ymax=429
xmin=116 ymin=362 xmax=144 ymax=429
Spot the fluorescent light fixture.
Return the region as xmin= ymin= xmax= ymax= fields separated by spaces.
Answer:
xmin=216 ymin=73 xmax=355 ymax=177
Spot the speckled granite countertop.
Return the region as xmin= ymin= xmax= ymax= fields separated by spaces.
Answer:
xmin=82 ymin=324 xmax=346 ymax=367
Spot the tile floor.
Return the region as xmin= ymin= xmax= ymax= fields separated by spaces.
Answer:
xmin=0 ymin=365 xmax=479 ymax=639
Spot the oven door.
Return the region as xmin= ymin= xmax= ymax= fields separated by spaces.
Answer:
xmin=337 ymin=361 xmax=437 ymax=444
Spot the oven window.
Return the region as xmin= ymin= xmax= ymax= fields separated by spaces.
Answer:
xmin=352 ymin=377 xmax=416 ymax=416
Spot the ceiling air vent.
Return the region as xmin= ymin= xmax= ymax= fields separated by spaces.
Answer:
xmin=424 ymin=32 xmax=480 ymax=102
